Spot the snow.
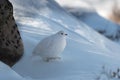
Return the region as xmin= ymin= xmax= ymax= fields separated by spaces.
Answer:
xmin=1 ymin=0 xmax=120 ymax=80
xmin=55 ymin=0 xmax=116 ymax=18
xmin=55 ymin=0 xmax=120 ymax=41
xmin=78 ymin=12 xmax=120 ymax=38
xmin=0 ymin=61 xmax=25 ymax=80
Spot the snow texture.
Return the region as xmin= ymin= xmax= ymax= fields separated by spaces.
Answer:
xmin=0 ymin=0 xmax=120 ymax=80
xmin=56 ymin=0 xmax=120 ymax=41
xmin=0 ymin=61 xmax=25 ymax=80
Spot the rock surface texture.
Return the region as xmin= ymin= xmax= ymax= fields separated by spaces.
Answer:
xmin=0 ymin=0 xmax=24 ymax=67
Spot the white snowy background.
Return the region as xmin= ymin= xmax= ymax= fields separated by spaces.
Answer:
xmin=56 ymin=0 xmax=120 ymax=42
xmin=1 ymin=0 xmax=120 ymax=80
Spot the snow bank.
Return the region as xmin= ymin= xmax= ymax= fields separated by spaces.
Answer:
xmin=56 ymin=0 xmax=120 ymax=42
xmin=2 ymin=0 xmax=119 ymax=80
xmin=0 ymin=61 xmax=25 ymax=80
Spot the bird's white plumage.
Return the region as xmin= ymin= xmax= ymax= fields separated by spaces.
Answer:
xmin=33 ymin=31 xmax=67 ymax=61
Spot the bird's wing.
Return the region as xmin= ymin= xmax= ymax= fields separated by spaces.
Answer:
xmin=33 ymin=36 xmax=53 ymax=54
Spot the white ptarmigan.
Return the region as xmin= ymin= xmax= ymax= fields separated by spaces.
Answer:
xmin=32 ymin=31 xmax=67 ymax=62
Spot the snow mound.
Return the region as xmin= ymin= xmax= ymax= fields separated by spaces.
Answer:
xmin=55 ymin=0 xmax=120 ymax=42
xmin=4 ymin=0 xmax=120 ymax=80
xmin=0 ymin=61 xmax=25 ymax=80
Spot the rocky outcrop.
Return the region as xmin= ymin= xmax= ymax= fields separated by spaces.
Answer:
xmin=0 ymin=0 xmax=24 ymax=67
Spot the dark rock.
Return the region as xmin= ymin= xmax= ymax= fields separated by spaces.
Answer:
xmin=0 ymin=0 xmax=24 ymax=67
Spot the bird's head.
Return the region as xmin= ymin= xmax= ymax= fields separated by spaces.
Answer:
xmin=56 ymin=30 xmax=68 ymax=37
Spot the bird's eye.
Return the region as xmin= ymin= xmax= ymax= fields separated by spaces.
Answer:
xmin=61 ymin=33 xmax=63 ymax=35
xmin=65 ymin=34 xmax=68 ymax=36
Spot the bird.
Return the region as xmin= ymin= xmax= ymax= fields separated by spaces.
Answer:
xmin=32 ymin=30 xmax=67 ymax=62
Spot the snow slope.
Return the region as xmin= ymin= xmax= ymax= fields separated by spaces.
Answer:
xmin=55 ymin=0 xmax=120 ymax=42
xmin=0 ymin=61 xmax=25 ymax=80
xmin=75 ymin=12 xmax=120 ymax=41
xmin=1 ymin=0 xmax=120 ymax=80
xmin=55 ymin=0 xmax=115 ymax=18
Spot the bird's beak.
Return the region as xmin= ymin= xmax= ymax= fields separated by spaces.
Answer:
xmin=65 ymin=34 xmax=68 ymax=36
